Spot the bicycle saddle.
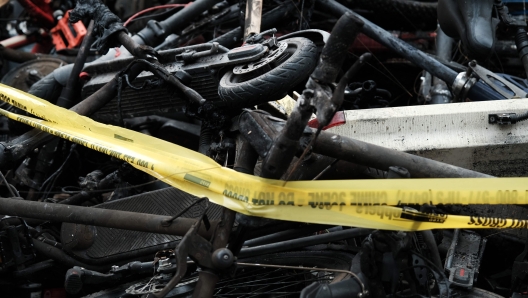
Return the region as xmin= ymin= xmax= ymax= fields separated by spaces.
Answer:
xmin=438 ymin=0 xmax=498 ymax=60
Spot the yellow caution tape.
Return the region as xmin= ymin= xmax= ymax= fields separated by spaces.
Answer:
xmin=1 ymin=83 xmax=528 ymax=231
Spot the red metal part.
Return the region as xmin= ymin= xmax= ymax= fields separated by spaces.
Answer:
xmin=16 ymin=0 xmax=55 ymax=29
xmin=51 ymin=10 xmax=87 ymax=51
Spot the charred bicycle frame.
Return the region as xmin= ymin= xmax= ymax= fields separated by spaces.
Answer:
xmin=3 ymin=0 xmax=527 ymax=296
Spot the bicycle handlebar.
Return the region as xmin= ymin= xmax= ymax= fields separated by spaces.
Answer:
xmin=311 ymin=11 xmax=364 ymax=85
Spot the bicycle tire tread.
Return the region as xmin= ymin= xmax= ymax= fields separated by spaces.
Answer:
xmin=218 ymin=37 xmax=318 ymax=108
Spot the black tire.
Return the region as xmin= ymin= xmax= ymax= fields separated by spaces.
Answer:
xmin=218 ymin=37 xmax=318 ymax=109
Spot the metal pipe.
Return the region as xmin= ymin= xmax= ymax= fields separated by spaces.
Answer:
xmin=431 ymin=26 xmax=454 ymax=104
xmin=13 ymin=260 xmax=55 ymax=277
xmin=32 ymin=240 xmax=110 ymax=272
xmin=0 ymin=45 xmax=37 ymax=63
xmin=56 ymin=20 xmax=96 ymax=108
xmin=0 ymin=197 xmax=217 ymax=238
xmin=238 ymin=228 xmax=371 ymax=258
xmin=515 ymin=27 xmax=528 ymax=79
xmin=315 ymin=0 xmax=458 ymax=86
xmin=312 ymin=131 xmax=493 ymax=178
xmin=0 ymin=62 xmax=149 ymax=171
xmin=243 ymin=224 xmax=330 ymax=247
xmin=316 ymin=0 xmax=506 ymax=101
xmin=136 ymin=0 xmax=220 ymax=46
xmin=71 ymin=62 xmax=145 ymax=115
xmin=233 ymin=135 xmax=259 ymax=175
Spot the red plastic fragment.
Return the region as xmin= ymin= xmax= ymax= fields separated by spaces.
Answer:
xmin=307 ymin=111 xmax=346 ymax=130
xmin=17 ymin=0 xmax=55 ymax=29
xmin=79 ymin=72 xmax=91 ymax=81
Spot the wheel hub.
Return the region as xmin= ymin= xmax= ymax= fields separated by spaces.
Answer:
xmin=233 ymin=41 xmax=288 ymax=75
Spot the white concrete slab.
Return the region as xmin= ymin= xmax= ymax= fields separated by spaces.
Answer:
xmin=327 ymin=99 xmax=528 ymax=176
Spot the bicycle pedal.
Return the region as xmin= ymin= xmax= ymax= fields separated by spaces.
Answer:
xmin=51 ymin=10 xmax=86 ymax=51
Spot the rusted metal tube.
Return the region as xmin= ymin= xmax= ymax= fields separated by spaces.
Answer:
xmin=244 ymin=0 xmax=263 ymax=39
xmin=56 ymin=20 xmax=96 ymax=108
xmin=0 ymin=62 xmax=147 ymax=171
xmin=0 ymin=45 xmax=37 ymax=63
xmin=0 ymin=197 xmax=216 ymax=238
xmin=313 ymin=132 xmax=493 ymax=178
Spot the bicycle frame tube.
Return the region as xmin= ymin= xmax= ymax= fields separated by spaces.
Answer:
xmin=238 ymin=110 xmax=492 ymax=178
xmin=0 ymin=197 xmax=218 ymax=238
xmin=315 ymin=0 xmax=505 ymax=101
xmin=0 ymin=62 xmax=149 ymax=171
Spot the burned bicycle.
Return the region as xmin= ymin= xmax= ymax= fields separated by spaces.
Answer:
xmin=0 ymin=0 xmax=527 ymax=298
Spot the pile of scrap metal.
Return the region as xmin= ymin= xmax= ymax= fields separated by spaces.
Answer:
xmin=0 ymin=0 xmax=526 ymax=297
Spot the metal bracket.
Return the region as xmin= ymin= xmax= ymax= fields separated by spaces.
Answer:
xmin=489 ymin=113 xmax=517 ymax=125
xmin=468 ymin=61 xmax=528 ymax=99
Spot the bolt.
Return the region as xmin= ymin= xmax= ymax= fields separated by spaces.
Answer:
xmin=303 ymin=89 xmax=314 ymax=97
xmin=223 ymin=254 xmax=229 ymax=260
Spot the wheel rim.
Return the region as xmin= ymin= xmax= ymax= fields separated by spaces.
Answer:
xmin=226 ymin=41 xmax=300 ymax=85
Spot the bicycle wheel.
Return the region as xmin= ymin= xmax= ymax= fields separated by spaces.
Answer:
xmin=213 ymin=251 xmax=355 ymax=297
xmin=89 ymin=251 xmax=356 ymax=297
xmin=218 ymin=37 xmax=317 ymax=109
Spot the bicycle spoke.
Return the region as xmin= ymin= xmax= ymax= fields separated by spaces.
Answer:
xmin=214 ymin=267 xmax=336 ymax=298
